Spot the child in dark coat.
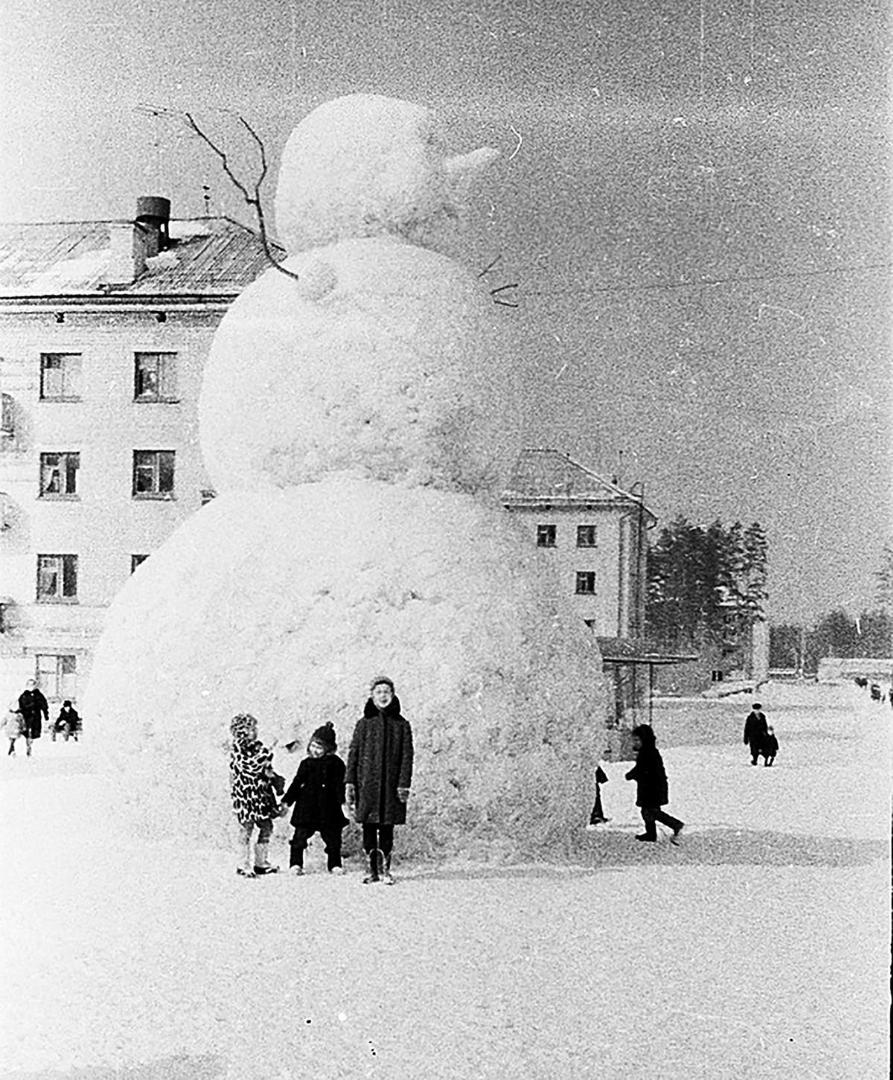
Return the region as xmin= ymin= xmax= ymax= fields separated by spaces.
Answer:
xmin=346 ymin=676 xmax=414 ymax=885
xmin=760 ymin=726 xmax=779 ymax=767
xmin=281 ymin=722 xmax=347 ymax=875
xmin=625 ymin=724 xmax=684 ymax=844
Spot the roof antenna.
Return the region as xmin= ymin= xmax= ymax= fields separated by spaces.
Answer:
xmin=202 ymin=185 xmax=211 ymax=216
xmin=133 ymin=105 xmax=165 ymax=190
xmin=613 ymin=449 xmax=624 ymax=486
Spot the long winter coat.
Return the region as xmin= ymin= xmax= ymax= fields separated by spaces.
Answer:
xmin=743 ymin=710 xmax=769 ymax=749
xmin=2 ymin=709 xmax=22 ymax=741
xmin=282 ymin=754 xmax=348 ymax=829
xmin=346 ymin=696 xmax=414 ymax=825
xmin=625 ymin=745 xmax=669 ymax=808
xmin=18 ymin=688 xmax=48 ymax=740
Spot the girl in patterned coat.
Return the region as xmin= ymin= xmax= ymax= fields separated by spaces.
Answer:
xmin=229 ymin=713 xmax=283 ymax=878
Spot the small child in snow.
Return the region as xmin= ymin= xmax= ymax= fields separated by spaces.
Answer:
xmin=346 ymin=676 xmax=414 ymax=885
xmin=3 ymin=703 xmax=23 ymax=756
xmin=281 ymin=721 xmax=348 ymax=875
xmin=229 ymin=713 xmax=283 ymax=878
xmin=625 ymin=724 xmax=684 ymax=844
xmin=760 ymin=726 xmax=779 ymax=767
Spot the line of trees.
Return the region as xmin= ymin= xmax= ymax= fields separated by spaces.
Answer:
xmin=645 ymin=517 xmax=768 ymax=650
xmin=770 ymin=541 xmax=893 ymax=670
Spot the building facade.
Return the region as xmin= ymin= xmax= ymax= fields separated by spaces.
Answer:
xmin=502 ymin=448 xmax=656 ymax=638
xmin=0 ymin=198 xmax=275 ymax=709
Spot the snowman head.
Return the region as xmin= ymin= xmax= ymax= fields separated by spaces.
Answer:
xmin=274 ymin=94 xmax=498 ymax=255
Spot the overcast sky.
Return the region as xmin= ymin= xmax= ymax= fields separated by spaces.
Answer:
xmin=1 ymin=0 xmax=889 ymax=625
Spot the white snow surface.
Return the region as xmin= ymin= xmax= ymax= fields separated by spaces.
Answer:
xmin=274 ymin=94 xmax=498 ymax=256
xmin=198 ymin=239 xmax=508 ymax=493
xmin=83 ymin=478 xmax=605 ymax=855
xmin=2 ymin=683 xmax=888 ymax=1079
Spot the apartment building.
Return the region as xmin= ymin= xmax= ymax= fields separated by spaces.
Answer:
xmin=0 ymin=197 xmax=275 ymax=708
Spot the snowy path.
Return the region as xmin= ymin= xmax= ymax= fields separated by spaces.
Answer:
xmin=1 ymin=684 xmax=889 ymax=1079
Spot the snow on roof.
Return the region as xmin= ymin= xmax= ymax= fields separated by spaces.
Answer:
xmin=0 ymin=217 xmax=281 ymax=298
xmin=503 ymin=448 xmax=656 ymax=521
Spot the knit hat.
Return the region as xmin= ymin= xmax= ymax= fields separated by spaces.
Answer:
xmin=369 ymin=675 xmax=395 ymax=692
xmin=309 ymin=721 xmax=337 ymax=753
xmin=230 ymin=713 xmax=258 ymax=741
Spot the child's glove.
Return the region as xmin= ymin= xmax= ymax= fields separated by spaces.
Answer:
xmin=397 ymin=787 xmax=411 ymax=803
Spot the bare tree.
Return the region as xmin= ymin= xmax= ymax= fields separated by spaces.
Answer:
xmin=140 ymin=105 xmax=299 ymax=283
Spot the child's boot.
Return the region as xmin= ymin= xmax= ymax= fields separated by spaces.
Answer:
xmin=362 ymin=848 xmax=381 ymax=884
xmin=236 ymin=838 xmax=255 ymax=878
xmin=253 ymin=842 xmax=279 ymax=875
xmin=381 ymin=853 xmax=395 ymax=885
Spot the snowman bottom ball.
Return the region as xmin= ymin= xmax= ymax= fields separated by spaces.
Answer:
xmin=85 ymin=477 xmax=607 ymax=859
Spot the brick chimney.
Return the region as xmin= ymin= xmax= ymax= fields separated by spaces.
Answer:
xmin=102 ymin=196 xmax=171 ymax=286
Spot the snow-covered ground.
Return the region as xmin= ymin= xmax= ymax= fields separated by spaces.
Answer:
xmin=1 ymin=681 xmax=889 ymax=1080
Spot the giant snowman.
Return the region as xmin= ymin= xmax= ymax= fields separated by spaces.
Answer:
xmin=85 ymin=95 xmax=606 ymax=858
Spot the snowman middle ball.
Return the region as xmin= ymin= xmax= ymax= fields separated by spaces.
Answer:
xmin=199 ymin=237 xmax=507 ymax=495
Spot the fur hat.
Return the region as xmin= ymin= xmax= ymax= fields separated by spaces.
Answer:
xmin=310 ymin=721 xmax=337 ymax=753
xmin=369 ymin=674 xmax=395 ymax=692
xmin=230 ymin=713 xmax=258 ymax=741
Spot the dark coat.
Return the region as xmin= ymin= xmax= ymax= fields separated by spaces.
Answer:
xmin=744 ymin=710 xmax=769 ymax=747
xmin=346 ymin=696 xmax=414 ymax=825
xmin=18 ymin=688 xmax=48 ymax=739
xmin=625 ymin=745 xmax=669 ymax=808
xmin=282 ymin=754 xmax=347 ymax=829
xmin=55 ymin=706 xmax=81 ymax=733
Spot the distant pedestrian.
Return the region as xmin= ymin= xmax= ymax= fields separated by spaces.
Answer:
xmin=229 ymin=713 xmax=283 ymax=878
xmin=281 ymin=721 xmax=348 ymax=875
xmin=3 ymin=702 xmax=23 ymax=756
xmin=346 ymin=676 xmax=414 ymax=885
xmin=54 ymin=701 xmax=81 ymax=742
xmin=586 ymin=762 xmax=610 ymax=829
xmin=625 ymin=724 xmax=684 ymax=844
xmin=760 ymin=726 xmax=779 ymax=767
xmin=18 ymin=678 xmax=48 ymax=757
xmin=743 ymin=702 xmax=769 ymax=766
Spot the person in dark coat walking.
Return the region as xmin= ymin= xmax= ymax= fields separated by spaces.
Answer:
xmin=760 ymin=725 xmax=779 ymax=767
xmin=743 ymin=703 xmax=769 ymax=765
xmin=346 ymin=676 xmax=413 ymax=885
xmin=18 ymin=679 xmax=49 ymax=757
xmin=281 ymin=722 xmax=348 ymax=875
xmin=625 ymin=724 xmax=684 ymax=844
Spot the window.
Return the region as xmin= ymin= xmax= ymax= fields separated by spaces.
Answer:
xmin=39 ymin=452 xmax=80 ymax=497
xmin=134 ymin=352 xmax=178 ymax=402
xmin=40 ymin=353 xmax=82 ymax=400
xmin=575 ymin=571 xmax=596 ymax=595
xmin=536 ymin=524 xmax=557 ymax=547
xmin=1 ymin=392 xmax=14 ymax=438
xmin=133 ymin=450 xmax=175 ymax=497
xmin=131 ymin=554 xmax=149 ymax=572
xmin=711 ymin=670 xmax=725 ymax=683
xmin=36 ymin=654 xmax=78 ymax=700
xmin=577 ymin=524 xmax=597 ymax=547
xmin=37 ymin=554 xmax=78 ymax=601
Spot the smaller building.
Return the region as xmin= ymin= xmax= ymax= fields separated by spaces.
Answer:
xmin=502 ymin=448 xmax=656 ymax=639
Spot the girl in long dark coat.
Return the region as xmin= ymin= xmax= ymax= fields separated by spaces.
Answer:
xmin=625 ymin=723 xmax=684 ymax=844
xmin=346 ymin=676 xmax=413 ymax=885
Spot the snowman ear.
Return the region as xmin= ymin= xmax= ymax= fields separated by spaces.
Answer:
xmin=296 ymin=258 xmax=338 ymax=302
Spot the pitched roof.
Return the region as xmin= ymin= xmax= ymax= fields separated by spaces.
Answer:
xmin=0 ymin=217 xmax=283 ymax=299
xmin=503 ymin=448 xmax=656 ymax=521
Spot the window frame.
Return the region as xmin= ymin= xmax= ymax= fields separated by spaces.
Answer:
xmin=39 ymin=353 xmax=83 ymax=401
xmin=35 ymin=653 xmax=78 ymax=701
xmin=133 ymin=351 xmax=179 ymax=403
xmin=576 ymin=524 xmax=598 ymax=548
xmin=36 ymin=553 xmax=79 ymax=603
xmin=132 ymin=450 xmax=176 ymax=499
xmin=575 ymin=571 xmax=596 ymax=595
xmin=536 ymin=524 xmax=557 ymax=548
xmin=38 ymin=451 xmax=80 ymax=498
